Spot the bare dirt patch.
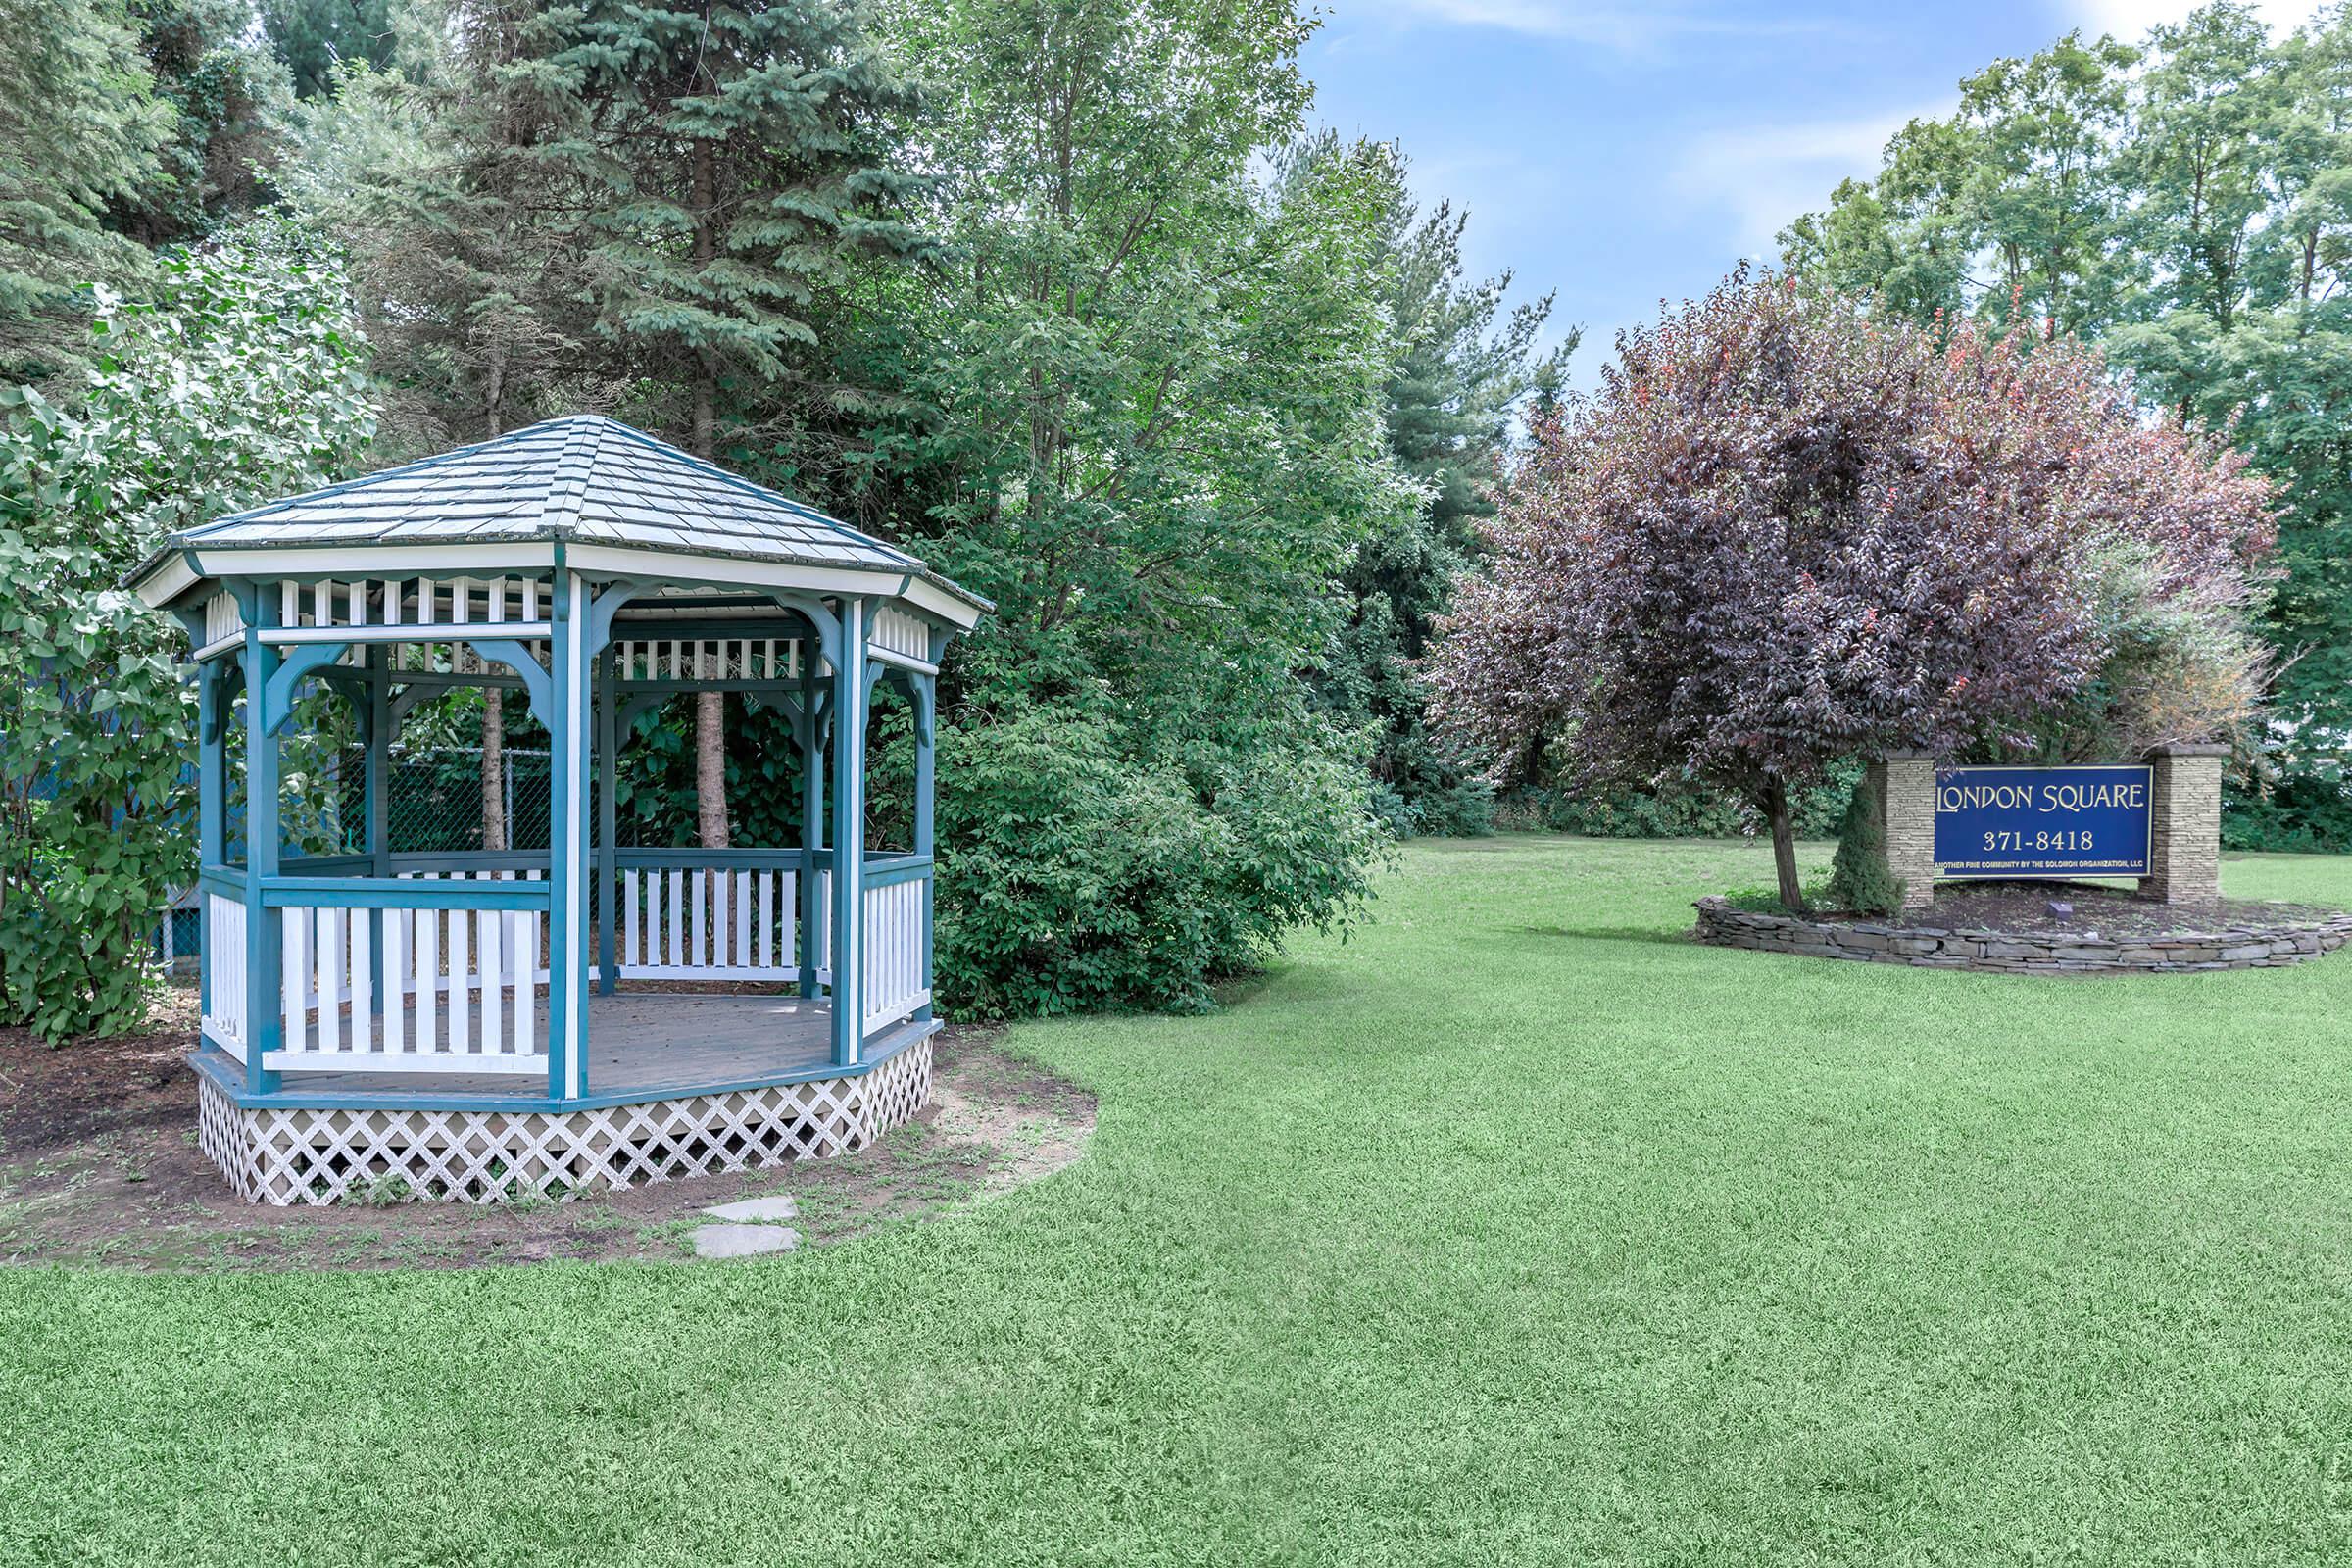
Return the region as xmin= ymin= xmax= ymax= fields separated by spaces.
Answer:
xmin=0 ymin=993 xmax=1094 ymax=1272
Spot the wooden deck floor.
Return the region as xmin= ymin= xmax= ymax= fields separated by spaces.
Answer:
xmin=287 ymin=993 xmax=838 ymax=1098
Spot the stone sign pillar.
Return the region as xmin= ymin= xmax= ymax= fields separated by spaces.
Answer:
xmin=2142 ymin=743 xmax=2229 ymax=905
xmin=1872 ymin=751 xmax=1937 ymax=910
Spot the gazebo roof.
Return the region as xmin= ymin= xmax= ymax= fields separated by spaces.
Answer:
xmin=129 ymin=415 xmax=989 ymax=622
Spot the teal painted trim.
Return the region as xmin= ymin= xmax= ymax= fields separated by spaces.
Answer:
xmin=280 ymin=853 xmax=373 ymax=874
xmin=615 ymin=847 xmax=811 ymax=870
xmin=366 ymin=652 xmax=391 ymax=877
xmin=190 ymin=1016 xmax=940 ymax=1114
xmin=318 ymin=672 xmax=369 ymax=713
xmin=910 ymin=671 xmax=936 ymax=855
xmin=199 ymin=865 xmax=242 ymax=900
xmin=829 ymin=599 xmax=866 ymax=1067
xmin=386 ymin=850 xmax=546 ymax=874
xmin=197 ymin=665 xmax=227 ymax=866
xmin=242 ymin=599 xmax=282 ymax=1096
xmin=389 ymin=668 xmax=529 ymax=697
xmin=919 ymin=873 xmax=935 ymax=1024
xmin=545 ymin=556 xmax=590 ymax=1099
xmin=262 ymin=640 xmax=350 ymax=734
xmin=765 ymin=591 xmax=843 ymax=668
xmin=596 ymin=648 xmax=618 ymax=996
xmin=609 ymin=613 xmax=808 ymax=638
xmin=614 ymin=690 xmax=666 ymax=733
xmin=863 ymin=858 xmax=934 ymax=891
xmin=468 ymin=637 xmax=553 ymax=716
xmin=612 ymin=677 xmax=803 ymax=697
xmin=262 ymin=876 xmax=551 ymax=910
xmin=585 ymin=577 xmax=654 ymax=652
xmin=799 ymin=654 xmax=823 ymax=1000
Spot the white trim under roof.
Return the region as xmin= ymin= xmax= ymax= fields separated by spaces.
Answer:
xmin=133 ymin=539 xmax=987 ymax=630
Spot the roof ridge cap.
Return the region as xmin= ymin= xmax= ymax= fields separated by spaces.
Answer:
xmin=544 ymin=415 xmax=602 ymax=533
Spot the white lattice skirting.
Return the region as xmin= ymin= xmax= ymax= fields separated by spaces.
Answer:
xmin=196 ymin=1039 xmax=933 ymax=1205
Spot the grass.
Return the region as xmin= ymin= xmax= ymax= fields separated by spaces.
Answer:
xmin=6 ymin=834 xmax=2352 ymax=1564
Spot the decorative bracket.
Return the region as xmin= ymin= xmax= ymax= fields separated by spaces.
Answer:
xmin=467 ymin=638 xmax=553 ymax=716
xmin=198 ymin=660 xmax=232 ymax=746
xmin=587 ymin=577 xmax=657 ymax=654
xmin=764 ymin=591 xmax=844 ymax=670
xmin=263 ymin=642 xmax=351 ymax=735
xmin=614 ymin=690 xmax=667 ymax=734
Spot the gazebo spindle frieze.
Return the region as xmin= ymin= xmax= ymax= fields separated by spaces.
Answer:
xmin=129 ymin=415 xmax=989 ymax=1203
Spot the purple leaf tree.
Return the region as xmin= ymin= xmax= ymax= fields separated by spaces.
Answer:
xmin=1429 ymin=272 xmax=2275 ymax=909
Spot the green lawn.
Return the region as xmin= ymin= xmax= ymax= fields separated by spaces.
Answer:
xmin=8 ymin=835 xmax=2352 ymax=1565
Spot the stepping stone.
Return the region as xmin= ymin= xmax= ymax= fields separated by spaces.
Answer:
xmin=691 ymin=1223 xmax=800 ymax=1259
xmin=703 ymin=1195 xmax=800 ymax=1223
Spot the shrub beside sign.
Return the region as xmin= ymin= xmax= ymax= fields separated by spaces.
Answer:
xmin=1931 ymin=765 xmax=2152 ymax=879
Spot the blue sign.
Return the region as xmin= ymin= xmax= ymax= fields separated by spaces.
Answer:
xmin=1932 ymin=765 xmax=2152 ymax=879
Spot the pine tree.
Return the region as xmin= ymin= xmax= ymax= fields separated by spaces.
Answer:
xmin=109 ymin=0 xmax=296 ymax=246
xmin=549 ymin=0 xmax=932 ymax=847
xmin=260 ymin=0 xmax=395 ymax=98
xmin=1310 ymin=140 xmax=1571 ymax=833
xmin=0 ymin=0 xmax=174 ymax=380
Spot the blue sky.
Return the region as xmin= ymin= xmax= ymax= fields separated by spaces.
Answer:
xmin=1300 ymin=0 xmax=2324 ymax=384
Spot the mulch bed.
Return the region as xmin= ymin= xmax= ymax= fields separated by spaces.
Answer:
xmin=0 ymin=992 xmax=1093 ymax=1273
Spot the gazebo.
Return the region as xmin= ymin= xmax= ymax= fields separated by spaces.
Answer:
xmin=126 ymin=416 xmax=989 ymax=1203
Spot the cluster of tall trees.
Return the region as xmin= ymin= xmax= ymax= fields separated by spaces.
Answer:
xmin=1780 ymin=1 xmax=2352 ymax=844
xmin=0 ymin=0 xmax=1563 ymax=1025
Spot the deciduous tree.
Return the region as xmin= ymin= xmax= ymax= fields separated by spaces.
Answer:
xmin=1429 ymin=273 xmax=2275 ymax=909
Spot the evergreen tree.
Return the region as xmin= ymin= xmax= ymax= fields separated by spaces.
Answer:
xmin=550 ymin=0 xmax=932 ymax=847
xmin=1308 ymin=140 xmax=1571 ymax=834
xmin=0 ymin=0 xmax=174 ymax=380
xmin=112 ymin=0 xmax=297 ymax=245
xmin=261 ymin=0 xmax=395 ymax=98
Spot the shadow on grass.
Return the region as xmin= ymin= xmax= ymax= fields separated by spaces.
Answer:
xmin=1512 ymin=923 xmax=1696 ymax=948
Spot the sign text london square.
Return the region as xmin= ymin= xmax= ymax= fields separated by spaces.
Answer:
xmin=1872 ymin=745 xmax=2228 ymax=908
xmin=1931 ymin=765 xmax=2151 ymax=879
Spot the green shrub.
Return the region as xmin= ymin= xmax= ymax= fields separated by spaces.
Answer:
xmin=2223 ymin=769 xmax=2352 ymax=854
xmin=935 ymin=705 xmax=1390 ymax=1018
xmin=1824 ymin=778 xmax=1904 ymax=915
xmin=1498 ymin=763 xmax=1859 ymax=841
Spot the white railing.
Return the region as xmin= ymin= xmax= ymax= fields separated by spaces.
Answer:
xmin=266 ymin=881 xmax=550 ymax=1076
xmin=861 ymin=873 xmax=930 ymax=1036
xmin=202 ymin=894 xmax=248 ymax=1062
xmin=616 ymin=862 xmax=817 ymax=982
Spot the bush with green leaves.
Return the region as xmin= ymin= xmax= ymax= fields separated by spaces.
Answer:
xmin=935 ymin=706 xmax=1390 ymax=1019
xmin=1824 ymin=778 xmax=1904 ymax=916
xmin=0 ymin=219 xmax=376 ymax=1040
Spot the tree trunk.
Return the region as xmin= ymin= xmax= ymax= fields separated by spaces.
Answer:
xmin=696 ymin=690 xmax=729 ymax=850
xmin=1765 ymin=774 xmax=1802 ymax=911
xmin=478 ymin=395 xmax=508 ymax=856
xmin=688 ymin=313 xmax=729 ymax=848
xmin=480 ymin=684 xmax=507 ymax=854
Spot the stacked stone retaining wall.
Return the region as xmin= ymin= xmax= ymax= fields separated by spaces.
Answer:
xmin=1693 ymin=897 xmax=2352 ymax=974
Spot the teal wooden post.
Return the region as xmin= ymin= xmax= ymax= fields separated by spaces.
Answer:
xmin=911 ymin=669 xmax=935 ymax=1023
xmin=546 ymin=561 xmax=590 ymax=1100
xmin=366 ymin=646 xmax=391 ymax=874
xmin=365 ymin=646 xmax=390 ymax=1008
xmin=827 ymin=602 xmax=866 ymax=1067
xmin=196 ymin=660 xmax=227 ymax=1024
xmin=242 ymin=591 xmax=282 ymax=1096
xmin=798 ymin=651 xmax=823 ymax=1000
xmin=596 ymin=647 xmax=618 ymax=996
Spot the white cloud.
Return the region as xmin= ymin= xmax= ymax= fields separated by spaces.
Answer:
xmin=2065 ymin=0 xmax=2326 ymax=39
xmin=1343 ymin=0 xmax=1842 ymax=50
xmin=1669 ymin=108 xmax=1934 ymax=257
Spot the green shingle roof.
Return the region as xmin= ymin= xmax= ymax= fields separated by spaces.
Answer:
xmin=164 ymin=415 xmax=985 ymax=611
